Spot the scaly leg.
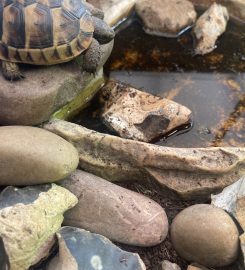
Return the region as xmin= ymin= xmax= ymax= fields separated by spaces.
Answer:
xmin=1 ymin=61 xmax=24 ymax=81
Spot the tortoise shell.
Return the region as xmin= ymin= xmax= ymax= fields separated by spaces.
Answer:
xmin=0 ymin=0 xmax=94 ymax=65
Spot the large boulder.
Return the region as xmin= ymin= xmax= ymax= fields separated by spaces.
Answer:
xmin=44 ymin=120 xmax=245 ymax=200
xmin=60 ymin=170 xmax=168 ymax=247
xmin=0 ymin=126 xmax=79 ymax=185
xmin=0 ymin=41 xmax=113 ymax=125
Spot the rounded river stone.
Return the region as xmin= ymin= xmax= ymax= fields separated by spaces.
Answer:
xmin=0 ymin=126 xmax=79 ymax=185
xmin=171 ymin=204 xmax=239 ymax=267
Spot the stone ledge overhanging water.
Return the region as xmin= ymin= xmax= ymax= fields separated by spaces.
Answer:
xmin=44 ymin=119 xmax=245 ymax=201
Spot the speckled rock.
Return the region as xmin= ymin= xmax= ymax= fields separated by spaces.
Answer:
xmin=0 ymin=41 xmax=113 ymax=125
xmin=60 ymin=170 xmax=168 ymax=247
xmin=136 ymin=0 xmax=197 ymax=37
xmin=47 ymin=226 xmax=146 ymax=270
xmin=44 ymin=120 xmax=245 ymax=201
xmin=194 ymin=3 xmax=229 ymax=55
xmin=0 ymin=126 xmax=79 ymax=185
xmin=190 ymin=0 xmax=245 ymax=23
xmin=171 ymin=204 xmax=239 ymax=267
xmin=0 ymin=184 xmax=77 ymax=270
xmin=100 ymin=80 xmax=192 ymax=142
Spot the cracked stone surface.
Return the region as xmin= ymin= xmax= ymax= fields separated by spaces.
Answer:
xmin=44 ymin=119 xmax=245 ymax=200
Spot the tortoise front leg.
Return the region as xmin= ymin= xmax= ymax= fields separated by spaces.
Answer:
xmin=1 ymin=61 xmax=24 ymax=81
xmin=82 ymin=38 xmax=102 ymax=74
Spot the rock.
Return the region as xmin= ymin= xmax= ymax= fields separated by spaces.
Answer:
xmin=190 ymin=0 xmax=245 ymax=23
xmin=0 ymin=126 xmax=79 ymax=185
xmin=44 ymin=119 xmax=245 ymax=201
xmin=0 ymin=41 xmax=113 ymax=125
xmin=171 ymin=204 xmax=239 ymax=267
xmin=136 ymin=0 xmax=197 ymax=37
xmin=161 ymin=260 xmax=181 ymax=270
xmin=99 ymin=80 xmax=191 ymax=142
xmin=240 ymin=233 xmax=245 ymax=267
xmin=187 ymin=263 xmax=211 ymax=270
xmin=60 ymin=170 xmax=168 ymax=247
xmin=0 ymin=184 xmax=78 ymax=270
xmin=194 ymin=3 xmax=229 ymax=55
xmin=47 ymin=226 xmax=146 ymax=270
xmin=212 ymin=176 xmax=245 ymax=230
xmin=88 ymin=0 xmax=136 ymax=26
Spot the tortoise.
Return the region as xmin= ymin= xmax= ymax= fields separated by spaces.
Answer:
xmin=0 ymin=0 xmax=115 ymax=80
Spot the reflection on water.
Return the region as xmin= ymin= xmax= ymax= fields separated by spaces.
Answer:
xmin=75 ymin=18 xmax=245 ymax=148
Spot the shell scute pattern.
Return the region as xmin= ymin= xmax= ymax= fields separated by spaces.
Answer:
xmin=0 ymin=0 xmax=94 ymax=64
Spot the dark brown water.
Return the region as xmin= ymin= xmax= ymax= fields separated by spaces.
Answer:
xmin=75 ymin=17 xmax=245 ymax=148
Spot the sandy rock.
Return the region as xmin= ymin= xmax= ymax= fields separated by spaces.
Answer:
xmin=100 ymin=80 xmax=191 ymax=142
xmin=0 ymin=41 xmax=113 ymax=125
xmin=136 ymin=0 xmax=197 ymax=37
xmin=47 ymin=226 xmax=146 ymax=270
xmin=44 ymin=120 xmax=245 ymax=201
xmin=60 ymin=170 xmax=168 ymax=247
xmin=190 ymin=0 xmax=245 ymax=23
xmin=0 ymin=126 xmax=79 ymax=185
xmin=212 ymin=176 xmax=245 ymax=230
xmin=171 ymin=204 xmax=239 ymax=267
xmin=194 ymin=3 xmax=229 ymax=55
xmin=161 ymin=260 xmax=181 ymax=270
xmin=87 ymin=0 xmax=136 ymax=26
xmin=0 ymin=184 xmax=77 ymax=270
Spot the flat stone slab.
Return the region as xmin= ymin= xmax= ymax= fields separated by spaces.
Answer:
xmin=44 ymin=119 xmax=245 ymax=200
xmin=47 ymin=227 xmax=146 ymax=270
xmin=100 ymin=80 xmax=192 ymax=142
xmin=0 ymin=42 xmax=113 ymax=126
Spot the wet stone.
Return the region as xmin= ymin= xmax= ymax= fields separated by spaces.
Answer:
xmin=0 ymin=184 xmax=78 ymax=270
xmin=136 ymin=0 xmax=197 ymax=37
xmin=44 ymin=120 xmax=245 ymax=201
xmin=47 ymin=226 xmax=146 ymax=270
xmin=60 ymin=170 xmax=168 ymax=247
xmin=194 ymin=3 xmax=229 ymax=55
xmin=99 ymin=80 xmax=192 ymax=142
xmin=0 ymin=126 xmax=79 ymax=185
xmin=171 ymin=204 xmax=240 ymax=267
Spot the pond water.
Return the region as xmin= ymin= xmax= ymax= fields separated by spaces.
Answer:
xmin=74 ymin=16 xmax=245 ymax=148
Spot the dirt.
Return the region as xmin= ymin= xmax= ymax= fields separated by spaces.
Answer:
xmin=117 ymin=181 xmax=240 ymax=270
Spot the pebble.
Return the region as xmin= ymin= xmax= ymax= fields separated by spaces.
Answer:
xmin=171 ymin=204 xmax=239 ymax=267
xmin=136 ymin=0 xmax=197 ymax=37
